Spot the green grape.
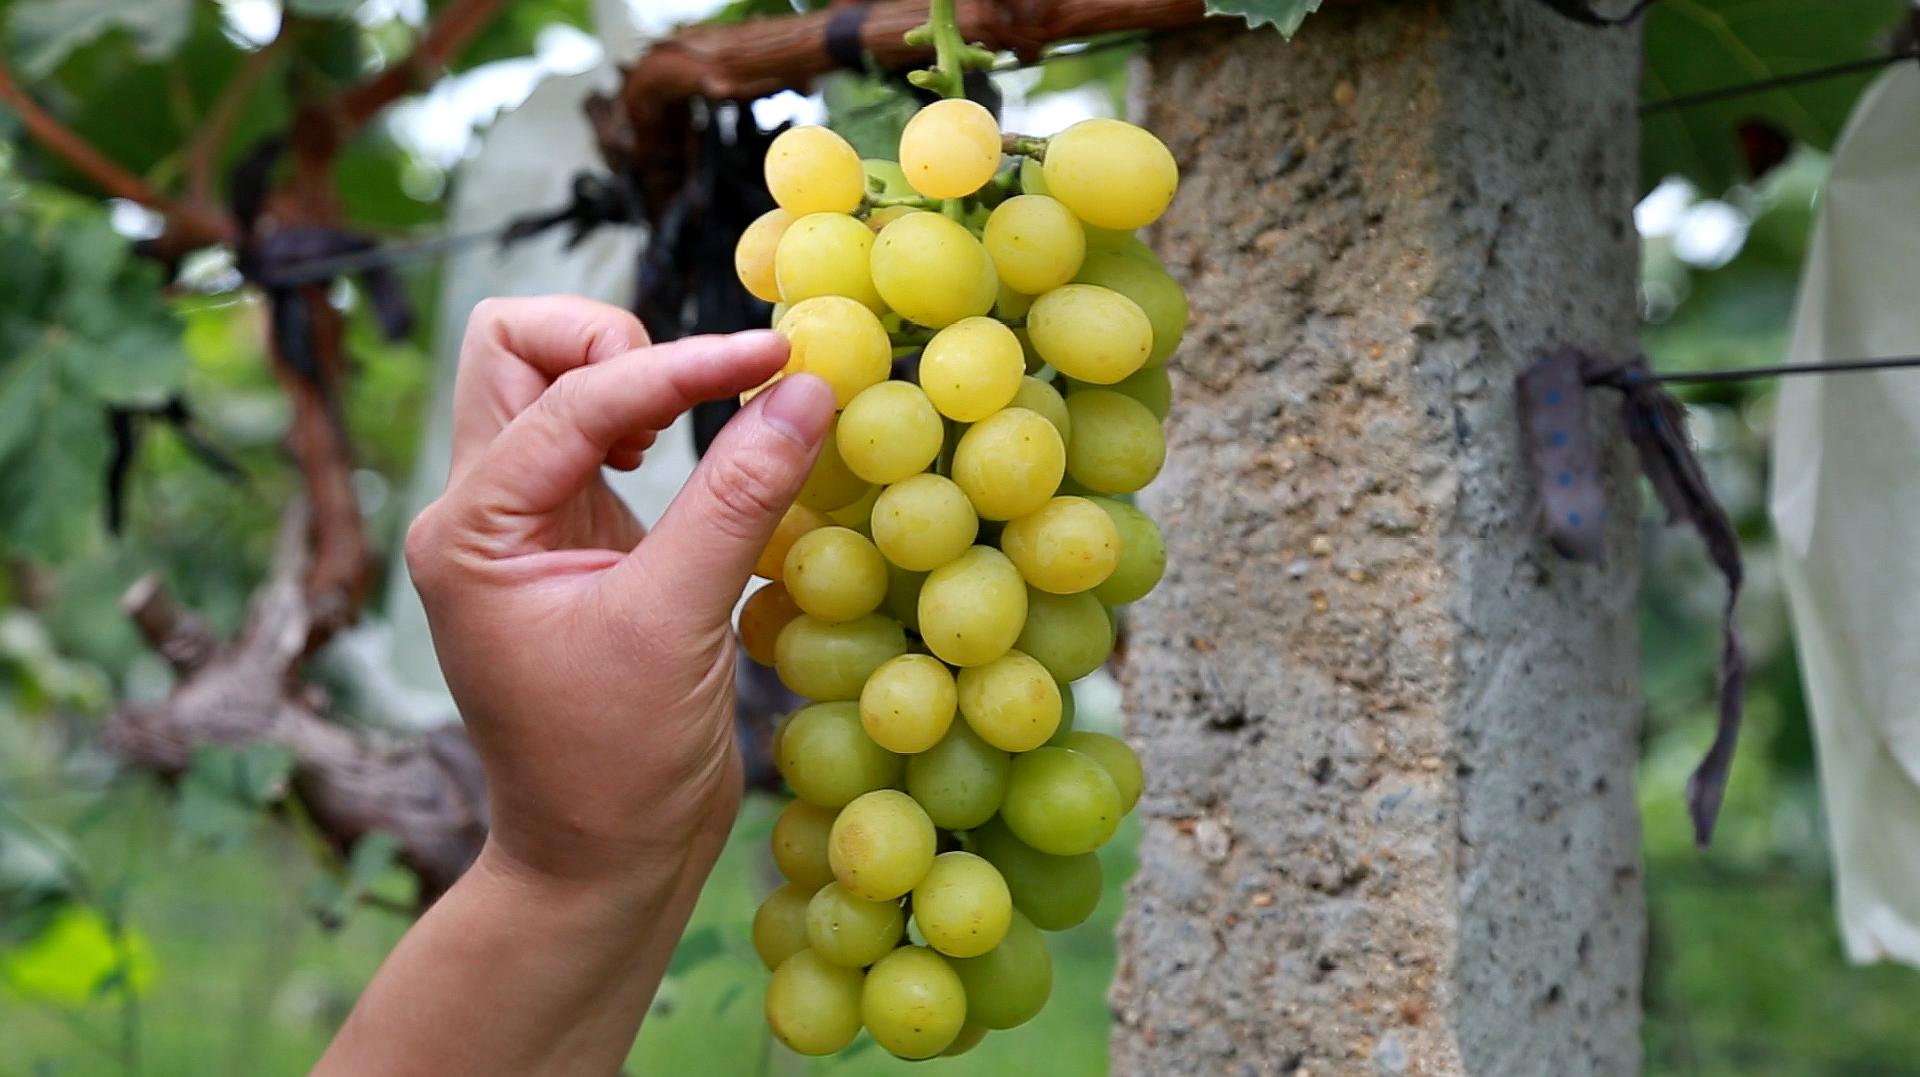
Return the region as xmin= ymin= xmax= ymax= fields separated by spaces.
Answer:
xmin=1073 ymin=248 xmax=1188 ymax=367
xmin=830 ymin=789 xmax=936 ymax=901
xmin=943 ymin=1022 xmax=988 ymax=1056
xmin=1014 ymin=588 xmax=1113 ymax=682
xmin=859 ymin=653 xmax=957 ymax=753
xmin=1082 ymin=224 xmax=1150 ymax=255
xmin=1000 ymin=496 xmax=1121 ymax=595
xmin=1079 ymin=361 xmax=1172 ymax=419
xmin=871 ymin=212 xmax=997 ymax=328
xmin=1040 ymin=118 xmax=1179 ymax=230
xmin=861 ymin=946 xmax=968 ymax=1059
xmin=837 ymin=381 xmax=944 ymax=485
xmin=899 ymin=99 xmax=1001 ymax=199
xmin=912 ymin=851 xmax=1012 ymax=958
xmin=755 ymin=503 xmax=829 ymax=582
xmin=1001 ymin=747 xmax=1122 ymax=855
xmin=872 ymin=473 xmax=979 ymax=572
xmin=753 ymin=883 xmax=816 ymax=970
xmin=863 ymin=157 xmax=911 ymax=196
xmin=735 ymin=207 xmax=794 ymax=303
xmin=765 ymin=125 xmax=865 ymax=215
xmin=918 ymin=546 xmax=1029 ymax=667
xmin=777 ymin=701 xmax=902 ymax=807
xmin=775 ymin=297 xmax=892 ymax=407
xmin=956 ymin=650 xmax=1061 ymax=752
xmin=866 ymin=203 xmax=918 ymax=232
xmin=772 ymin=798 xmax=839 ymax=891
xmin=827 ymin=483 xmax=881 ymax=535
xmin=1055 ymin=731 xmax=1144 ymax=812
xmin=774 ymin=212 xmax=886 ymax=312
xmin=1008 ymin=376 xmax=1071 ymax=444
xmin=783 ymin=526 xmax=888 ymax=624
xmin=775 ymin=613 xmax=907 ymax=702
xmin=1013 ymin=326 xmax=1045 ymax=374
xmin=947 ymin=910 xmax=1052 ymax=1029
xmin=739 ymin=581 xmax=802 ymax=668
xmin=983 ymin=195 xmax=1086 ymax=295
xmin=1026 ymin=284 xmax=1153 ymax=385
xmin=920 ymin=317 xmax=1025 ymax=422
xmin=795 ymin=419 xmax=872 ymax=512
xmin=769 ymin=301 xmax=789 ymax=329
xmin=1063 ymin=390 xmax=1165 ymax=494
xmin=995 ymin=279 xmax=1034 ymax=321
xmin=970 ymin=818 xmax=1101 ymax=932
xmin=884 ymin=561 xmax=926 ymax=633
xmin=1018 ymin=155 xmax=1050 ymax=196
xmin=905 ymin=721 xmax=1010 ymax=831
xmin=1045 ymin=684 xmax=1078 ymax=745
xmin=1087 ymin=497 xmax=1165 ymax=606
xmin=766 ymin=949 xmax=865 ymax=1056
xmin=952 ymin=408 xmax=1066 ymax=521
xmin=806 ymin=881 xmax=907 ymax=968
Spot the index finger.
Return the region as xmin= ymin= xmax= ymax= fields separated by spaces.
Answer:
xmin=448 ymin=296 xmax=652 ymax=483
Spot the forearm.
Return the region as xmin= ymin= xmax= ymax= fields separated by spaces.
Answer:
xmin=315 ymin=838 xmax=719 ymax=1076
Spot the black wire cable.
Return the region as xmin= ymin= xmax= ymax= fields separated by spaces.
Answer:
xmin=1642 ymin=354 xmax=1920 ymax=385
xmin=1640 ymin=49 xmax=1918 ymax=116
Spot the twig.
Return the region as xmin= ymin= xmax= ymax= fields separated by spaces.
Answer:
xmin=0 ymin=62 xmax=234 ymax=247
xmin=335 ymin=0 xmax=512 ymax=131
xmin=184 ymin=29 xmax=294 ymax=205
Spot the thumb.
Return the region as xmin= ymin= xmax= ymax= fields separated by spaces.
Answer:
xmin=619 ymin=372 xmax=837 ymax=627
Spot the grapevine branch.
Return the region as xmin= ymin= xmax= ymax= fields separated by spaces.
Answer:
xmin=183 ymin=26 xmax=294 ymax=207
xmin=336 ymin=0 xmax=513 ymax=130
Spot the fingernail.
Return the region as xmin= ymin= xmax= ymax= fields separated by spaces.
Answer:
xmin=760 ymin=373 xmax=834 ymax=445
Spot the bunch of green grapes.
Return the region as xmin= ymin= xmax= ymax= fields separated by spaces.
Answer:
xmin=734 ymin=97 xmax=1182 ymax=1061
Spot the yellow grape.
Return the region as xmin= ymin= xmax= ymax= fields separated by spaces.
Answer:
xmin=775 ymin=297 xmax=891 ymax=407
xmin=735 ymin=208 xmax=793 ymax=303
xmin=1073 ymin=247 xmax=1189 ymax=367
xmin=766 ymin=949 xmax=864 ymax=1055
xmin=771 ymin=798 xmax=839 ymax=891
xmin=871 ymin=212 xmax=997 ymax=329
xmin=1041 ymin=118 xmax=1179 ymax=230
xmin=918 ymin=546 xmax=1028 ymax=667
xmin=829 ymin=789 xmax=936 ymax=901
xmin=837 ymin=380 xmax=944 ymax=485
xmin=859 ymin=653 xmax=957 ymax=753
xmin=871 ymin=473 xmax=978 ymax=572
xmin=766 ymin=125 xmax=865 ymax=215
xmin=904 ymin=720 xmax=1009 ymax=831
xmin=739 ymin=581 xmax=803 ymax=667
xmin=1026 ymin=284 xmax=1152 ymax=385
xmin=1000 ymin=495 xmax=1120 ymax=594
xmin=951 ymin=407 xmax=1066 ymax=521
xmin=920 ymin=317 xmax=1025 ymax=422
xmin=754 ymin=502 xmax=830 ymax=581
xmin=806 ymin=881 xmax=906 ymax=968
xmin=753 ymin=883 xmax=815 ymax=970
xmin=861 ymin=946 xmax=967 ymax=1059
xmin=775 ymin=212 xmax=886 ymax=312
xmin=1009 ymin=376 xmax=1071 ymax=443
xmin=912 ymin=851 xmax=1012 ymax=958
xmin=796 ymin=418 xmax=872 ymax=512
xmin=783 ymin=526 xmax=888 ymax=624
xmin=1063 ymin=390 xmax=1166 ymax=494
xmin=899 ymin=98 xmax=1001 ymax=199
xmin=776 ymin=701 xmax=901 ymax=807
xmin=955 ymin=650 xmax=1061 ymax=751
xmin=983 ymin=195 xmax=1086 ymax=295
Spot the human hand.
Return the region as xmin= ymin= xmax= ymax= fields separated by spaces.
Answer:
xmin=403 ymin=296 xmax=835 ymax=887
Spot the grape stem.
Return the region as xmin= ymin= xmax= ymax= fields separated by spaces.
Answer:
xmin=1001 ymin=133 xmax=1049 ymax=162
xmin=909 ymin=0 xmax=967 ymax=100
xmin=865 ymin=193 xmax=941 ymax=211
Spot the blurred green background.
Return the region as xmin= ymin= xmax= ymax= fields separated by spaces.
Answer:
xmin=5 ymin=1 xmax=1920 ymax=1074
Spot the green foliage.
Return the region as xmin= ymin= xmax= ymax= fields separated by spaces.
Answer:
xmin=174 ymin=744 xmax=295 ymax=849
xmin=821 ymin=74 xmax=918 ymax=160
xmin=1641 ymin=0 xmax=1907 ymax=193
xmin=5 ymin=0 xmax=193 ymax=77
xmin=453 ymin=0 xmax=591 ymax=71
xmin=307 ymin=831 xmax=403 ymax=928
xmin=0 ymin=176 xmax=190 ymax=564
xmin=1204 ymin=0 xmax=1321 ymax=37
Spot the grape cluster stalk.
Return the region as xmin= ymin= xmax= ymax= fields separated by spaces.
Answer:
xmin=734 ymin=83 xmax=1185 ymax=1060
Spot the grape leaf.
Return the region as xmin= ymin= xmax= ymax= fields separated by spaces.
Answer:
xmin=174 ymin=744 xmax=295 ymax=848
xmin=0 ymin=373 xmax=108 ymax=563
xmin=1641 ymin=0 xmax=1906 ymax=193
xmin=309 ymin=831 xmax=403 ymax=928
xmin=6 ymin=0 xmax=193 ymax=77
xmin=287 ymin=0 xmax=361 ymax=16
xmin=1204 ymin=0 xmax=1321 ymax=37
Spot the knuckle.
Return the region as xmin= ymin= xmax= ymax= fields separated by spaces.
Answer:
xmin=402 ymin=503 xmax=448 ymax=593
xmin=703 ymin=449 xmax=793 ymax=543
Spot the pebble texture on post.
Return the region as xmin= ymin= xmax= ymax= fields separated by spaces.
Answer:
xmin=1113 ymin=3 xmax=1645 ymax=1074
